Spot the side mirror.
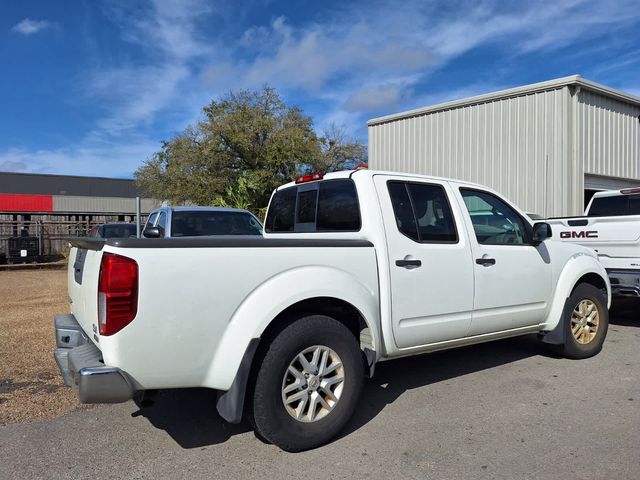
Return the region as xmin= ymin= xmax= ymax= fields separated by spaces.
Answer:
xmin=143 ymin=226 xmax=162 ymax=238
xmin=532 ymin=222 xmax=552 ymax=246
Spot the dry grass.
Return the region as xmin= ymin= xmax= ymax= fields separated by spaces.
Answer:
xmin=0 ymin=269 xmax=86 ymax=426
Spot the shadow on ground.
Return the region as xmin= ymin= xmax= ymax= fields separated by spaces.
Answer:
xmin=133 ymin=334 xmax=548 ymax=449
xmin=339 ymin=334 xmax=546 ymax=440
xmin=610 ymin=299 xmax=639 ymax=327
xmin=131 ymin=388 xmax=251 ymax=448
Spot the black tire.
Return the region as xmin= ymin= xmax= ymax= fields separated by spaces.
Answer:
xmin=250 ymin=315 xmax=364 ymax=452
xmin=553 ymin=283 xmax=609 ymax=359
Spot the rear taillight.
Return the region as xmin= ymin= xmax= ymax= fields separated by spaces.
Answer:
xmin=98 ymin=252 xmax=138 ymax=336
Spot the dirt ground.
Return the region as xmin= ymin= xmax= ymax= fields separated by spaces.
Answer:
xmin=0 ymin=269 xmax=84 ymax=426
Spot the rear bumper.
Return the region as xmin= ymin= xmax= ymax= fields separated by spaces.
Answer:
xmin=607 ymin=269 xmax=640 ymax=298
xmin=54 ymin=314 xmax=135 ymax=403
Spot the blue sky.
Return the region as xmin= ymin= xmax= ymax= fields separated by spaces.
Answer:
xmin=1 ymin=0 xmax=639 ymax=178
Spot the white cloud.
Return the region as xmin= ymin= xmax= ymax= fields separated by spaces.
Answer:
xmin=85 ymin=0 xmax=214 ymax=137
xmin=0 ymin=139 xmax=160 ymax=178
xmin=11 ymin=18 xmax=52 ymax=35
xmin=0 ymin=1 xmax=219 ymax=177
xmin=343 ymin=84 xmax=408 ymax=113
xmin=8 ymin=0 xmax=640 ymax=177
xmin=0 ymin=159 xmax=27 ymax=172
xmin=220 ymin=0 xmax=640 ymax=98
xmin=194 ymin=0 xmax=640 ymax=140
xmin=0 ymin=1 xmax=217 ymax=177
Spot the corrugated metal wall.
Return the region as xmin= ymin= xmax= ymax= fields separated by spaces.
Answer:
xmin=578 ymin=90 xmax=640 ymax=181
xmin=52 ymin=196 xmax=159 ymax=214
xmin=369 ymin=87 xmax=575 ymax=217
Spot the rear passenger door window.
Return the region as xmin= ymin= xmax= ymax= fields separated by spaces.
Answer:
xmin=317 ymin=180 xmax=361 ymax=231
xmin=387 ymin=181 xmax=458 ymax=243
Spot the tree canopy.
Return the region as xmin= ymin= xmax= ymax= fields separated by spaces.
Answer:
xmin=135 ymin=87 xmax=366 ymax=215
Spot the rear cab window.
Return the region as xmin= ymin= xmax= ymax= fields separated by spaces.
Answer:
xmin=629 ymin=195 xmax=640 ymax=215
xmin=588 ymin=195 xmax=630 ymax=216
xmin=265 ymin=179 xmax=361 ymax=233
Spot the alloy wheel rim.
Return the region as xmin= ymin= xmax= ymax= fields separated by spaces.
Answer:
xmin=571 ymin=299 xmax=600 ymax=345
xmin=281 ymin=345 xmax=345 ymax=423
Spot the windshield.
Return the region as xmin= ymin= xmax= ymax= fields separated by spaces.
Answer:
xmin=171 ymin=210 xmax=263 ymax=237
xmin=101 ymin=224 xmax=138 ymax=238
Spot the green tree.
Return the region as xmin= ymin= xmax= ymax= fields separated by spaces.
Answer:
xmin=318 ymin=123 xmax=367 ymax=172
xmin=135 ymin=87 xmax=366 ymax=214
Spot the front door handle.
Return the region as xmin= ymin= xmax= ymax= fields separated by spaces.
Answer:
xmin=475 ymin=257 xmax=496 ymax=266
xmin=396 ymin=259 xmax=422 ymax=268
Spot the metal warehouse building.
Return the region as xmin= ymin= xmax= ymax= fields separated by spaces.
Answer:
xmin=368 ymin=75 xmax=640 ymax=217
xmin=0 ymin=172 xmax=158 ymax=260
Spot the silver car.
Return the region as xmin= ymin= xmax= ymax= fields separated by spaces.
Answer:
xmin=142 ymin=206 xmax=263 ymax=238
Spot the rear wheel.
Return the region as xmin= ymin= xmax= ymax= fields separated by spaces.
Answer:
xmin=554 ymin=283 xmax=608 ymax=359
xmin=250 ymin=315 xmax=364 ymax=452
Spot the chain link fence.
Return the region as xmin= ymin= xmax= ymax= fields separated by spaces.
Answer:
xmin=0 ymin=217 xmax=141 ymax=264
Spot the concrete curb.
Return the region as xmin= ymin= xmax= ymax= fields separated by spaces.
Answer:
xmin=0 ymin=261 xmax=67 ymax=271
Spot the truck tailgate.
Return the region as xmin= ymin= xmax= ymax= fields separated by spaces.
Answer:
xmin=547 ymin=215 xmax=640 ymax=258
xmin=67 ymin=238 xmax=106 ymax=345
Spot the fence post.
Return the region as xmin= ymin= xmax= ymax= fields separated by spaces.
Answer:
xmin=37 ymin=221 xmax=43 ymax=257
xmin=136 ymin=197 xmax=141 ymax=238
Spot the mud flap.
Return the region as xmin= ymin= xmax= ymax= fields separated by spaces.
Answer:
xmin=216 ymin=338 xmax=260 ymax=424
xmin=541 ymin=297 xmax=569 ymax=346
xmin=364 ymin=347 xmax=376 ymax=378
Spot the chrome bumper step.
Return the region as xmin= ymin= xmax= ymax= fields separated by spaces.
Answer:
xmin=54 ymin=313 xmax=135 ymax=403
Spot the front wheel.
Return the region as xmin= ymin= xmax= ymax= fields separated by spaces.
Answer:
xmin=553 ymin=283 xmax=609 ymax=359
xmin=250 ymin=315 xmax=364 ymax=452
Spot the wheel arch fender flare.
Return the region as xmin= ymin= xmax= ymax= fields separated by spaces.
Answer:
xmin=541 ymin=253 xmax=610 ymax=343
xmin=208 ymin=265 xmax=380 ymax=421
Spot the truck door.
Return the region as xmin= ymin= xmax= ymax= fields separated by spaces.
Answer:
xmin=455 ymin=187 xmax=552 ymax=334
xmin=374 ymin=176 xmax=475 ymax=348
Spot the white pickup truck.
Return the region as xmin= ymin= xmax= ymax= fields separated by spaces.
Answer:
xmin=547 ymin=188 xmax=640 ymax=299
xmin=55 ymin=169 xmax=610 ymax=451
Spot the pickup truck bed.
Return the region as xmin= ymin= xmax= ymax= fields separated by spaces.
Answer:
xmin=547 ymin=190 xmax=640 ymax=299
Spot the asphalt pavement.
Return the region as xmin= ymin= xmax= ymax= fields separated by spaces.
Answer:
xmin=1 ymin=310 xmax=639 ymax=480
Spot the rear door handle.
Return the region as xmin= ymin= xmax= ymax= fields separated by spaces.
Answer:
xmin=475 ymin=257 xmax=496 ymax=266
xmin=396 ymin=259 xmax=422 ymax=268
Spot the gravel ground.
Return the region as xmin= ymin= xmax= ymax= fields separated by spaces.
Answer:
xmin=0 ymin=269 xmax=83 ymax=426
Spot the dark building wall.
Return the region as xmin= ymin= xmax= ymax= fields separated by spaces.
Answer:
xmin=0 ymin=172 xmax=143 ymax=197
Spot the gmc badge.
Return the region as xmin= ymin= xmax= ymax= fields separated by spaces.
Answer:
xmin=560 ymin=231 xmax=598 ymax=239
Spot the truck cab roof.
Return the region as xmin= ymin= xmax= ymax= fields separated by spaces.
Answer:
xmin=276 ymin=168 xmax=489 ymax=192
